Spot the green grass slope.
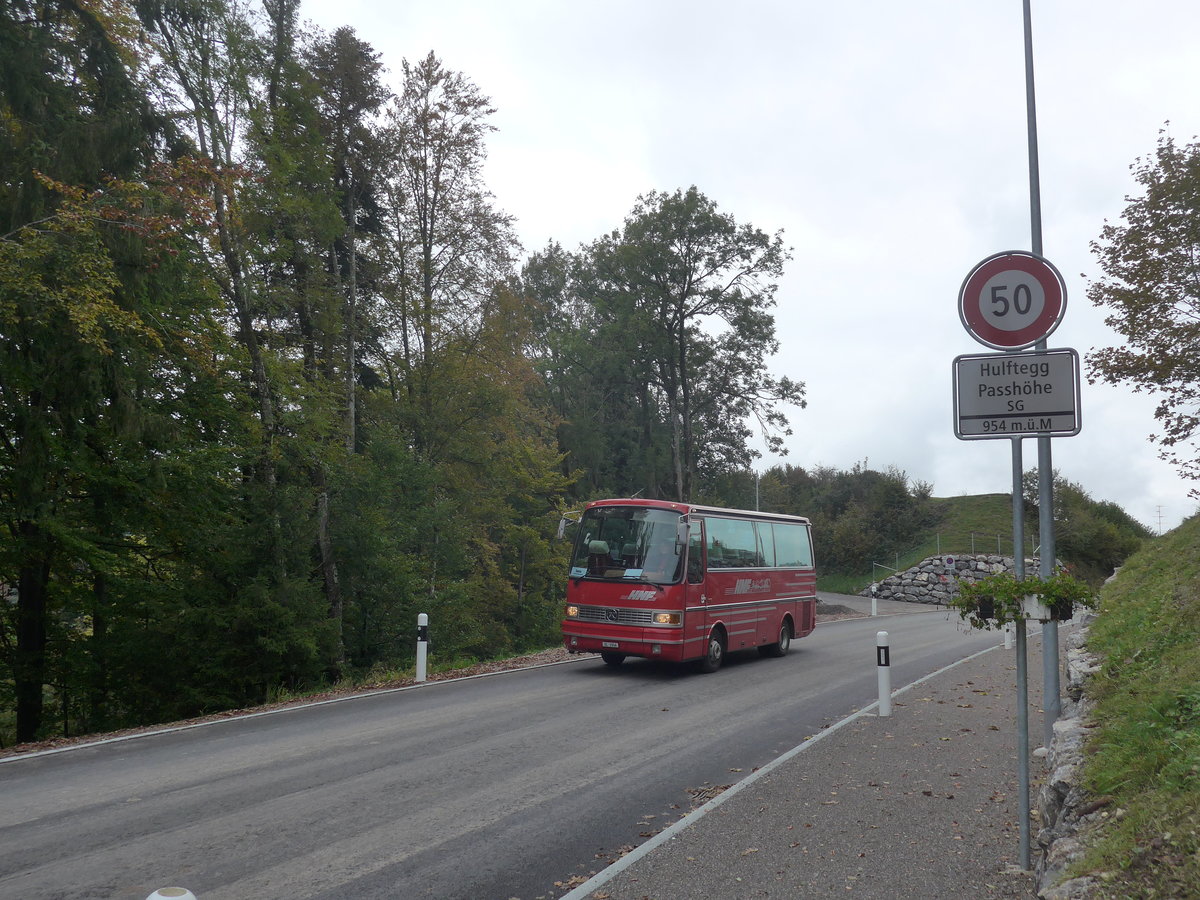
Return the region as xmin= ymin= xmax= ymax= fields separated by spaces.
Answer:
xmin=1075 ymin=512 xmax=1200 ymax=897
xmin=927 ymin=492 xmax=1038 ymax=556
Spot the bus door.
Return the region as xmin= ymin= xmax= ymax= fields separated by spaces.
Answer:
xmin=684 ymin=519 xmax=708 ymax=658
xmin=702 ymin=516 xmax=764 ymax=651
xmin=755 ymin=521 xmax=782 ymax=645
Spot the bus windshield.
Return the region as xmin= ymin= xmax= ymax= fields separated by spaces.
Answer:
xmin=569 ymin=506 xmax=684 ymax=584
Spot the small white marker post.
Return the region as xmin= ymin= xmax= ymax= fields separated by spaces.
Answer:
xmin=416 ymin=613 xmax=429 ymax=683
xmin=870 ymin=582 xmax=878 ymax=617
xmin=876 ymin=631 xmax=892 ymax=717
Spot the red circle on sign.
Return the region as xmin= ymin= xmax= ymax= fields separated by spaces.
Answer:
xmin=958 ymin=251 xmax=1066 ymax=350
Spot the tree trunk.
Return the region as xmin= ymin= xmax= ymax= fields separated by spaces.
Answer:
xmin=14 ymin=523 xmax=51 ymax=743
xmin=676 ymin=314 xmax=693 ymax=502
xmin=517 ymin=541 xmax=527 ymax=608
xmin=89 ymin=570 xmax=109 ymax=732
xmin=661 ymin=351 xmax=686 ymax=502
xmin=670 ymin=404 xmax=685 ymax=502
xmin=639 ymin=381 xmax=658 ymax=498
xmin=314 ymin=468 xmax=344 ymax=670
xmin=344 ymin=178 xmax=357 ymax=454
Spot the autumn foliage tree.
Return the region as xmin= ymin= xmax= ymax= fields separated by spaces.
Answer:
xmin=1088 ymin=132 xmax=1200 ymax=496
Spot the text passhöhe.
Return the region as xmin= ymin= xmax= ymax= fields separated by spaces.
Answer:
xmin=975 ymin=358 xmax=1053 ymax=398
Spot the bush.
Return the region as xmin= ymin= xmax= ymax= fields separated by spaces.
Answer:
xmin=950 ymin=570 xmax=1096 ymax=630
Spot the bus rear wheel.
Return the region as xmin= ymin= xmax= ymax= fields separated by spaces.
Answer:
xmin=761 ymin=619 xmax=793 ymax=658
xmin=698 ymin=629 xmax=726 ymax=673
xmin=600 ymin=651 xmax=626 ymax=667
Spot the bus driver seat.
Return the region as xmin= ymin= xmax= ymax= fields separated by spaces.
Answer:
xmin=587 ymin=540 xmax=611 ymax=575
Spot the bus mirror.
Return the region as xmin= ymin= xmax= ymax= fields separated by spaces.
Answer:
xmin=556 ymin=511 xmax=582 ymax=540
xmin=676 ymin=522 xmax=689 ymax=551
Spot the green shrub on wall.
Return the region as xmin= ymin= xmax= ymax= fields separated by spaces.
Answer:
xmin=950 ymin=570 xmax=1097 ymax=630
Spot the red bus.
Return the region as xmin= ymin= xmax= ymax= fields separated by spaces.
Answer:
xmin=561 ymin=498 xmax=817 ymax=672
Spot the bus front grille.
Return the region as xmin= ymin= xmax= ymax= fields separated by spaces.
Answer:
xmin=573 ymin=605 xmax=655 ymax=625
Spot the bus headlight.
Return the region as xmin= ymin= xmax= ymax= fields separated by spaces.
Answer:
xmin=566 ymin=605 xmax=580 ymax=617
xmin=653 ymin=612 xmax=681 ymax=625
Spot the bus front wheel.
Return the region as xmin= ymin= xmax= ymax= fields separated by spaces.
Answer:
xmin=601 ymin=651 xmax=626 ymax=667
xmin=698 ymin=629 xmax=726 ymax=673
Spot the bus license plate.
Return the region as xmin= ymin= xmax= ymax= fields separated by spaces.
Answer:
xmin=602 ymin=641 xmax=619 ymax=649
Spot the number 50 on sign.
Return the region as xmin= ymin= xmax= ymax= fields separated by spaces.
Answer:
xmin=958 ymin=251 xmax=1066 ymax=351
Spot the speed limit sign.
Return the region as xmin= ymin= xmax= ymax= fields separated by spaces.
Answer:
xmin=958 ymin=251 xmax=1066 ymax=350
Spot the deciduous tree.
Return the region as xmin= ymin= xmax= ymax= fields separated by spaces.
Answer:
xmin=378 ymin=52 xmax=520 ymax=456
xmin=1088 ymin=132 xmax=1200 ymax=495
xmin=575 ymin=187 xmax=805 ymax=500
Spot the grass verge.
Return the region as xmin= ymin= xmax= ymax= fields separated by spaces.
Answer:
xmin=1074 ymin=512 xmax=1200 ymax=898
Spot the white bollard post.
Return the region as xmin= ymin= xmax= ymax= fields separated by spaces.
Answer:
xmin=870 ymin=582 xmax=878 ymax=617
xmin=146 ymin=890 xmax=197 ymax=900
xmin=876 ymin=631 xmax=892 ymax=717
xmin=1003 ymin=621 xmax=1015 ymax=650
xmin=416 ymin=613 xmax=429 ymax=683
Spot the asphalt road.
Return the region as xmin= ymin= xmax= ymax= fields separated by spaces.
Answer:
xmin=0 ymin=597 xmax=1000 ymax=900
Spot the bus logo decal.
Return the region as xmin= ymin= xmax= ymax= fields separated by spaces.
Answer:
xmin=733 ymin=578 xmax=772 ymax=595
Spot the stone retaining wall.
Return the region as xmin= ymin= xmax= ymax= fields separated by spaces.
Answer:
xmin=1035 ymin=615 xmax=1104 ymax=899
xmin=861 ymin=554 xmax=1046 ymax=605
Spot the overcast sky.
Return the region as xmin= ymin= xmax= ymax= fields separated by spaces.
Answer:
xmin=303 ymin=0 xmax=1200 ymax=532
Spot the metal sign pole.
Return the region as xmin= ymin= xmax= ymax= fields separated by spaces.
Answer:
xmin=1023 ymin=0 xmax=1062 ymax=753
xmin=1016 ymin=617 xmax=1032 ymax=870
xmin=950 ymin=5 xmax=1075 ymax=873
xmin=1012 ymin=437 xmax=1031 ymax=871
xmin=1023 ymin=0 xmax=1043 ymax=256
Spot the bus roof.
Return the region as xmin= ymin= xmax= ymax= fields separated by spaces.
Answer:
xmin=584 ymin=497 xmax=811 ymax=526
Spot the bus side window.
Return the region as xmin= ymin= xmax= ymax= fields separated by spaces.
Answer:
xmin=756 ymin=523 xmax=775 ymax=567
xmin=707 ymin=517 xmax=756 ymax=568
xmin=775 ymin=522 xmax=813 ymax=567
xmin=687 ymin=522 xmax=705 ymax=583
